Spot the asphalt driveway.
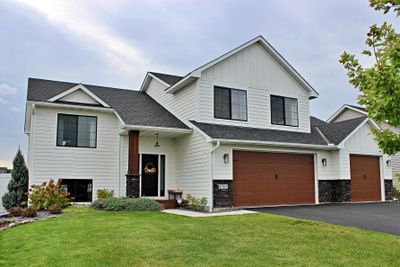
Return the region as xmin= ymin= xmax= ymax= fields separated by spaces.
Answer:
xmin=249 ymin=202 xmax=400 ymax=235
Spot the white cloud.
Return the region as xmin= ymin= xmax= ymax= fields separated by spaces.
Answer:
xmin=0 ymin=83 xmax=17 ymax=104
xmin=11 ymin=107 xmax=21 ymax=112
xmin=13 ymin=0 xmax=155 ymax=75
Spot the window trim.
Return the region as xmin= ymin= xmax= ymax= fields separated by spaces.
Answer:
xmin=270 ymin=95 xmax=299 ymax=127
xmin=214 ymin=86 xmax=248 ymax=122
xmin=56 ymin=113 xmax=98 ymax=148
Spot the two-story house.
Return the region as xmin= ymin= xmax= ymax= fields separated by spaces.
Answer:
xmin=24 ymin=36 xmax=393 ymax=211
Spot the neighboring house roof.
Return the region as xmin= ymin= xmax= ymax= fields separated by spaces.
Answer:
xmin=164 ymin=36 xmax=319 ymax=99
xmin=191 ymin=116 xmax=368 ymax=147
xmin=327 ymin=104 xmax=367 ymax=123
xmin=149 ymin=72 xmax=183 ymax=86
xmin=317 ymin=116 xmax=368 ymax=145
xmin=27 ymin=78 xmax=189 ymax=129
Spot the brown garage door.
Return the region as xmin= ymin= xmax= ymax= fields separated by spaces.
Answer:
xmin=350 ymin=155 xmax=381 ymax=202
xmin=233 ymin=151 xmax=315 ymax=207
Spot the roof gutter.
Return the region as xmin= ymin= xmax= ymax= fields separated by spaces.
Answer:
xmin=211 ymin=138 xmax=337 ymax=150
xmin=121 ymin=124 xmax=193 ymax=134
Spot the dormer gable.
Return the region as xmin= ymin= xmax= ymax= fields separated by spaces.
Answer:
xmin=47 ymin=84 xmax=110 ymax=107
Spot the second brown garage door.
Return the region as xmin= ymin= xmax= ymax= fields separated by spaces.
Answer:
xmin=233 ymin=151 xmax=315 ymax=207
xmin=350 ymin=155 xmax=381 ymax=202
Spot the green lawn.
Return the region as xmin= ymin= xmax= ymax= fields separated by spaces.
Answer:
xmin=1 ymin=207 xmax=399 ymax=266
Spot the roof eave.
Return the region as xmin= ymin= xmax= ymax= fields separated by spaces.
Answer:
xmin=140 ymin=72 xmax=170 ymax=92
xmin=212 ymin=138 xmax=337 ymax=150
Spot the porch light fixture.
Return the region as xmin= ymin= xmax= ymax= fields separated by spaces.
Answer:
xmin=154 ymin=133 xmax=160 ymax=148
xmin=321 ymin=158 xmax=328 ymax=167
xmin=223 ymin=153 xmax=229 ymax=164
xmin=386 ymin=160 xmax=392 ymax=167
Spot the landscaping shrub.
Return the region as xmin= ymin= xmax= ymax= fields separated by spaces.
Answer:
xmin=48 ymin=204 xmax=62 ymax=214
xmin=21 ymin=207 xmax=37 ymax=218
xmin=184 ymin=194 xmax=208 ymax=211
xmin=2 ymin=149 xmax=29 ymax=210
xmin=28 ymin=179 xmax=73 ymax=210
xmin=91 ymin=197 xmax=162 ymax=211
xmin=96 ymin=189 xmax=114 ymax=199
xmin=8 ymin=207 xmax=24 ymax=217
xmin=393 ymin=186 xmax=400 ymax=200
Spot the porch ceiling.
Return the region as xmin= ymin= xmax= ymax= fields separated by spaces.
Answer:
xmin=119 ymin=125 xmax=193 ymax=138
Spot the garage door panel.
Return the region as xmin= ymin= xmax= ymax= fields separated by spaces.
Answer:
xmin=350 ymin=155 xmax=381 ymax=202
xmin=233 ymin=151 xmax=315 ymax=206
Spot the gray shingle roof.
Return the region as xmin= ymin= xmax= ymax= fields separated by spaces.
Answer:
xmin=190 ymin=120 xmax=329 ymax=146
xmin=191 ymin=116 xmax=367 ymax=146
xmin=27 ymin=78 xmax=189 ymax=129
xmin=317 ymin=116 xmax=367 ymax=145
xmin=149 ymin=72 xmax=183 ymax=86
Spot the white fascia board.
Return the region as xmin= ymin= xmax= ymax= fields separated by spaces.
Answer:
xmin=24 ymin=102 xmax=32 ymax=134
xmin=121 ymin=124 xmax=193 ymax=134
xmin=212 ymin=138 xmax=337 ymax=150
xmin=47 ymin=84 xmax=110 ymax=108
xmin=337 ymin=118 xmax=370 ymax=148
xmin=165 ymin=35 xmax=319 ymax=98
xmin=327 ymin=104 xmax=368 ymax=123
xmin=140 ymin=73 xmax=170 ymax=92
xmin=29 ymin=101 xmax=114 ymax=113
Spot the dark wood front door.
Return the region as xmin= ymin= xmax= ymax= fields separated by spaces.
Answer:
xmin=141 ymin=154 xmax=158 ymax=196
xmin=233 ymin=151 xmax=315 ymax=207
xmin=350 ymin=155 xmax=381 ymax=202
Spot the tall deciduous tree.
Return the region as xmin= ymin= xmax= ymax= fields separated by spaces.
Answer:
xmin=340 ymin=0 xmax=400 ymax=155
xmin=2 ymin=148 xmax=29 ymax=210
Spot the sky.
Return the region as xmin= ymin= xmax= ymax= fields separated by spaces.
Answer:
xmin=0 ymin=0 xmax=398 ymax=168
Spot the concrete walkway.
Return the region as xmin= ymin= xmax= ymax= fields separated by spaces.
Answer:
xmin=162 ymin=209 xmax=256 ymax=217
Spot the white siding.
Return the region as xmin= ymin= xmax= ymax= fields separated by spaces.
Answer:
xmin=119 ymin=135 xmax=177 ymax=197
xmin=29 ymin=106 xmax=120 ymax=200
xmin=198 ymin=43 xmax=311 ymax=132
xmin=341 ymin=123 xmax=392 ymax=180
xmin=175 ymin=131 xmax=212 ymax=204
xmin=59 ymin=89 xmax=99 ymax=105
xmin=332 ymin=109 xmax=364 ymax=122
xmin=382 ymin=123 xmax=400 ymax=186
xmin=146 ymin=78 xmax=197 ymax=122
xmin=0 ymin=173 xmax=12 ymax=213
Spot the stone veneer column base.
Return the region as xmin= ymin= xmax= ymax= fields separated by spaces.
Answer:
xmin=126 ymin=174 xmax=140 ymax=198
xmin=384 ymin=179 xmax=393 ymax=201
xmin=318 ymin=180 xmax=352 ymax=203
xmin=213 ymin=180 xmax=233 ymax=208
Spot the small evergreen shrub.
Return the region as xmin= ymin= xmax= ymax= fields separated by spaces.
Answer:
xmin=96 ymin=189 xmax=114 ymax=199
xmin=8 ymin=207 xmax=24 ymax=217
xmin=91 ymin=197 xmax=162 ymax=211
xmin=21 ymin=206 xmax=37 ymax=218
xmin=28 ymin=179 xmax=73 ymax=210
xmin=2 ymin=149 xmax=29 ymax=210
xmin=48 ymin=204 xmax=62 ymax=214
xmin=184 ymin=194 xmax=208 ymax=211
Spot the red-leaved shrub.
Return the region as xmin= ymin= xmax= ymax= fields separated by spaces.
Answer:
xmin=27 ymin=179 xmax=73 ymax=210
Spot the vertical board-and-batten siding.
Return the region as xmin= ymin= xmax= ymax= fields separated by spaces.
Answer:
xmin=146 ymin=78 xmax=197 ymax=122
xmin=29 ymin=106 xmax=121 ymax=199
xmin=340 ymin=123 xmax=392 ymax=180
xmin=198 ymin=43 xmax=311 ymax=133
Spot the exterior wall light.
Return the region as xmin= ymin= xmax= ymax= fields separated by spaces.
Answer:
xmin=154 ymin=133 xmax=160 ymax=148
xmin=321 ymin=158 xmax=328 ymax=167
xmin=223 ymin=153 xmax=229 ymax=164
xmin=386 ymin=160 xmax=392 ymax=167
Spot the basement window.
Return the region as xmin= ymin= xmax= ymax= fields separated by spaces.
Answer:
xmin=61 ymin=179 xmax=93 ymax=202
xmin=57 ymin=114 xmax=97 ymax=148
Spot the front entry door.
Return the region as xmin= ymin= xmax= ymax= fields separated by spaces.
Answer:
xmin=141 ymin=154 xmax=158 ymax=196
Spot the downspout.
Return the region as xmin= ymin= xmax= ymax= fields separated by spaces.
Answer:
xmin=209 ymin=141 xmax=221 ymax=212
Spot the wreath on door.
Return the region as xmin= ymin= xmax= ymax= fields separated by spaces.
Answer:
xmin=144 ymin=162 xmax=157 ymax=175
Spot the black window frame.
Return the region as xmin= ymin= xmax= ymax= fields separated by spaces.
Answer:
xmin=270 ymin=95 xmax=299 ymax=127
xmin=214 ymin=86 xmax=248 ymax=121
xmin=57 ymin=114 xmax=98 ymax=148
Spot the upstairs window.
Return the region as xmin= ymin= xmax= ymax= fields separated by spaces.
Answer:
xmin=57 ymin=114 xmax=97 ymax=148
xmin=271 ymin=95 xmax=299 ymax=127
xmin=214 ymin=86 xmax=247 ymax=121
